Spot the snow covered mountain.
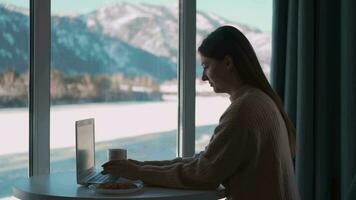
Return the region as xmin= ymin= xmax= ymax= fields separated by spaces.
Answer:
xmin=0 ymin=4 xmax=176 ymax=81
xmin=51 ymin=15 xmax=176 ymax=80
xmin=85 ymin=2 xmax=271 ymax=74
xmin=0 ymin=2 xmax=271 ymax=81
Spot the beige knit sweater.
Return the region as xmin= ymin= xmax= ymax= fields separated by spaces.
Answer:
xmin=136 ymin=85 xmax=300 ymax=200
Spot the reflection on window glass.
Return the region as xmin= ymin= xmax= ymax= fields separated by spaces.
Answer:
xmin=195 ymin=0 xmax=272 ymax=152
xmin=0 ymin=1 xmax=29 ymax=199
xmin=50 ymin=0 xmax=179 ymax=173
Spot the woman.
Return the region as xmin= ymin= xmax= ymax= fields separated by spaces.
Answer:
xmin=102 ymin=25 xmax=300 ymax=200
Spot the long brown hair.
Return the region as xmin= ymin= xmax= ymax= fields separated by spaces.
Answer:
xmin=198 ymin=25 xmax=296 ymax=158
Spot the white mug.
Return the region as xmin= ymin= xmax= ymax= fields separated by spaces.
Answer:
xmin=107 ymin=148 xmax=127 ymax=161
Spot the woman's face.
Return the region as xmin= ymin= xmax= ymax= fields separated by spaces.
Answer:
xmin=200 ymin=55 xmax=234 ymax=93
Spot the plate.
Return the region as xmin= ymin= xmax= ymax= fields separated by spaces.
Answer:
xmin=88 ymin=179 xmax=144 ymax=194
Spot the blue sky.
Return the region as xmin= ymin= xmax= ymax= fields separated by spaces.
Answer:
xmin=0 ymin=0 xmax=272 ymax=32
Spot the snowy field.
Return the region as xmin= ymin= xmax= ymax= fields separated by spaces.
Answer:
xmin=0 ymin=96 xmax=229 ymax=156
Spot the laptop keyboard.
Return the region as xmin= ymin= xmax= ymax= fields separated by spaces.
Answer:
xmin=90 ymin=173 xmax=118 ymax=183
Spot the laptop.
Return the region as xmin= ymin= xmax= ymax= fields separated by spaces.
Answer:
xmin=75 ymin=118 xmax=118 ymax=185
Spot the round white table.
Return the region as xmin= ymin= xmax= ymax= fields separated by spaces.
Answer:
xmin=12 ymin=172 xmax=225 ymax=200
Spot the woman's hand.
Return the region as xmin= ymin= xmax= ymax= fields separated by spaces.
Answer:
xmin=101 ymin=159 xmax=141 ymax=180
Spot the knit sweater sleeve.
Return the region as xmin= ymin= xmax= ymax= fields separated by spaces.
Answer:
xmin=133 ymin=156 xmax=197 ymax=166
xmin=138 ymin=102 xmax=256 ymax=189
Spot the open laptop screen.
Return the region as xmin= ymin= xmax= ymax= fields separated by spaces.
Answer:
xmin=75 ymin=118 xmax=95 ymax=178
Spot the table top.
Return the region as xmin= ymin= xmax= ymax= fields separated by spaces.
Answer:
xmin=12 ymin=171 xmax=225 ymax=200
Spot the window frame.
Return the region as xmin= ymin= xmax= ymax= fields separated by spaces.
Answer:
xmin=29 ymin=0 xmax=51 ymax=176
xmin=178 ymin=0 xmax=197 ymax=158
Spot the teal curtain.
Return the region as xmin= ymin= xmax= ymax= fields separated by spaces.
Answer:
xmin=271 ymin=0 xmax=356 ymax=199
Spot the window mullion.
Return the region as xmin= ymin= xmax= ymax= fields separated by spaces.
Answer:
xmin=29 ymin=0 xmax=51 ymax=176
xmin=178 ymin=0 xmax=196 ymax=158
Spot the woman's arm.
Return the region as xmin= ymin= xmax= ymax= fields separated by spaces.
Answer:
xmin=103 ymin=122 xmax=253 ymax=190
xmin=128 ymin=156 xmax=197 ymax=166
xmin=135 ymin=108 xmax=257 ymax=190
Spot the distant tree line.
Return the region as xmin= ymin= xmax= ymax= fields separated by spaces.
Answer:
xmin=0 ymin=68 xmax=162 ymax=108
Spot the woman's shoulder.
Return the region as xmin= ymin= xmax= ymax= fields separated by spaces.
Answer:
xmin=231 ymin=86 xmax=273 ymax=107
xmin=225 ymin=87 xmax=278 ymax=120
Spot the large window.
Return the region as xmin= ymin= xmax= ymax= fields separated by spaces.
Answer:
xmin=195 ymin=0 xmax=272 ymax=152
xmin=0 ymin=1 xmax=272 ymax=198
xmin=50 ymin=0 xmax=179 ymax=173
xmin=0 ymin=1 xmax=29 ymax=199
